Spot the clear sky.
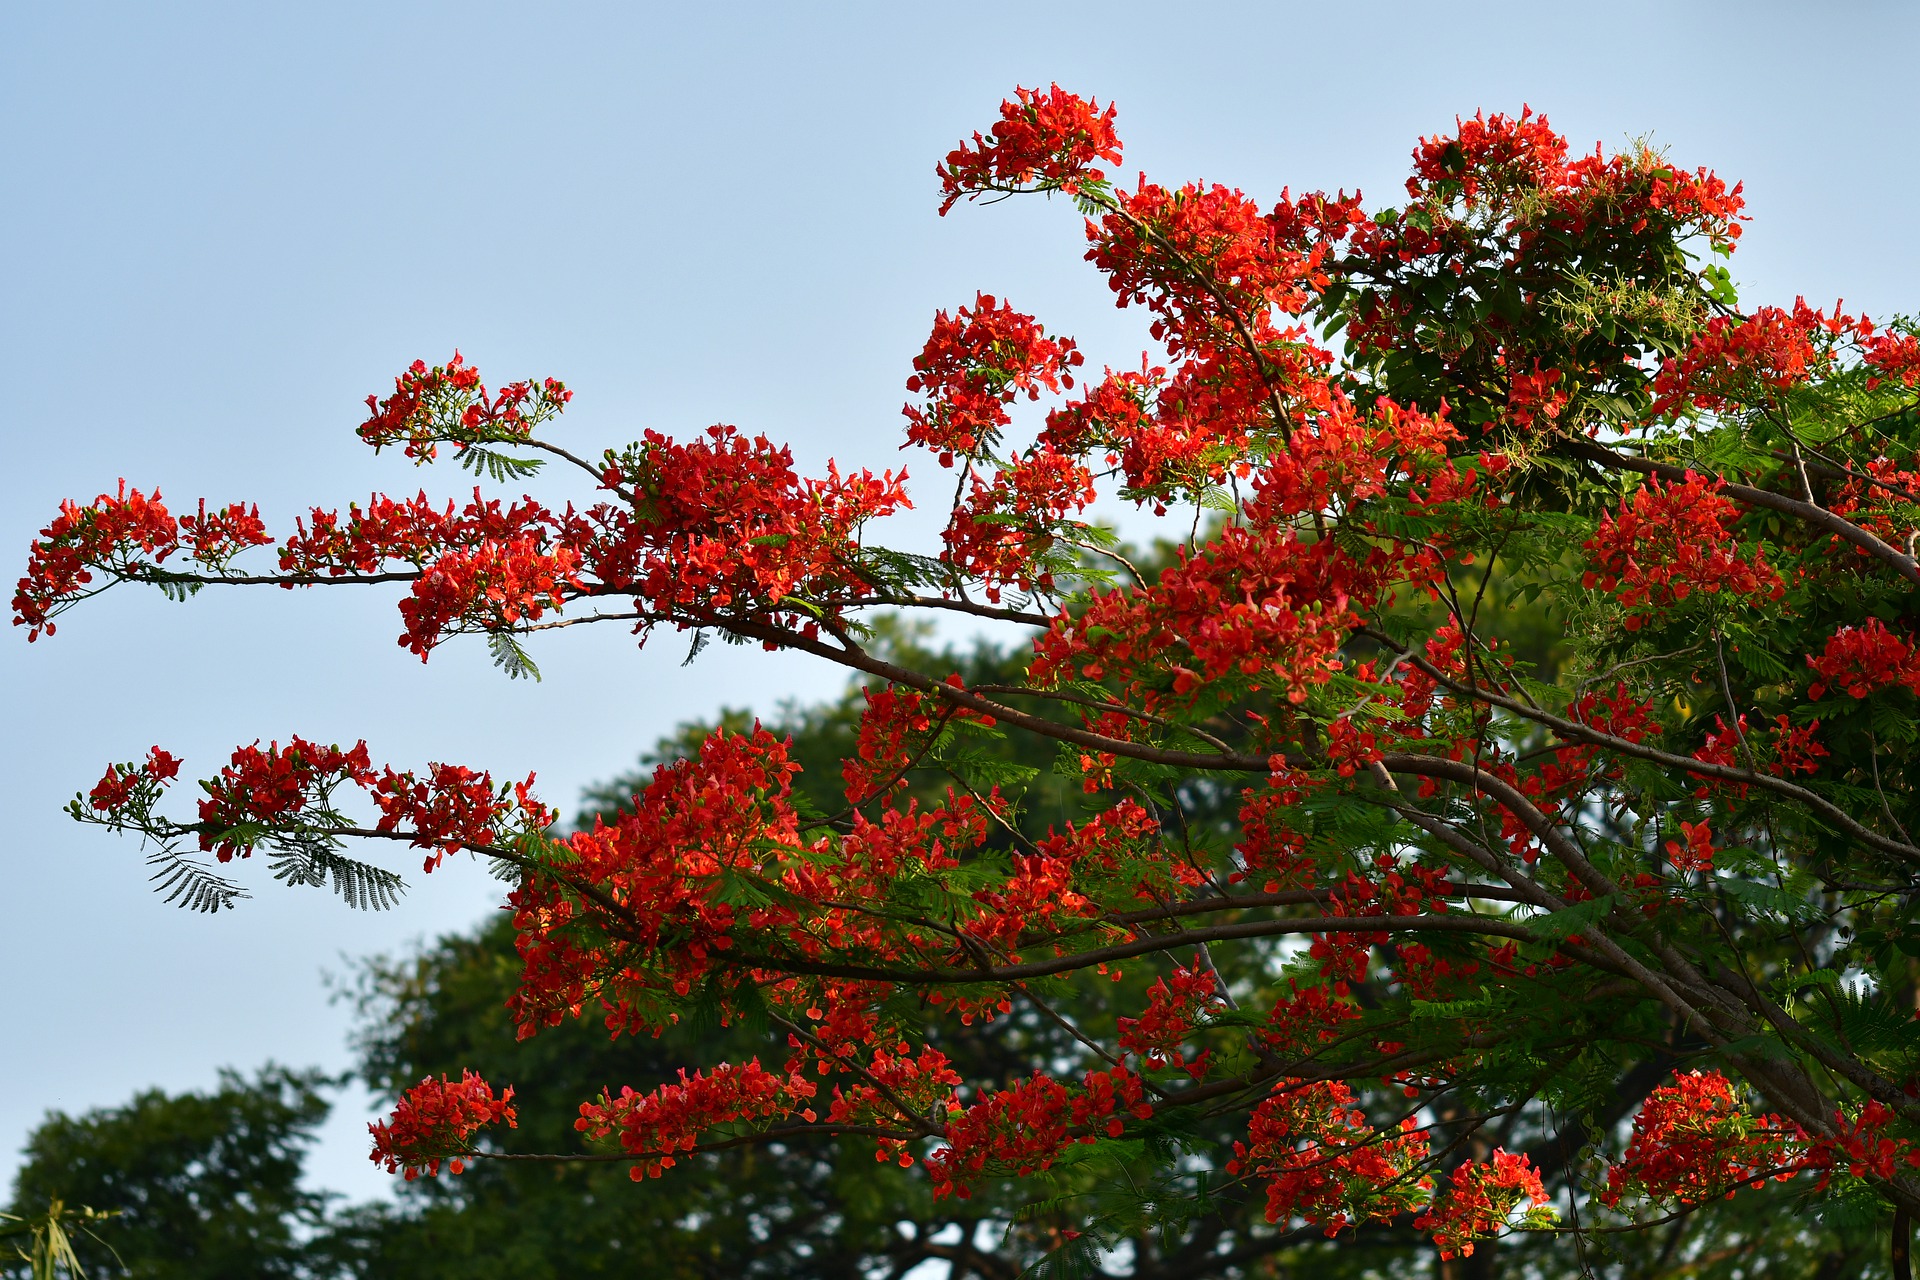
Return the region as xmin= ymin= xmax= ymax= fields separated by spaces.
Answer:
xmin=4 ymin=1 xmax=1916 ymax=1203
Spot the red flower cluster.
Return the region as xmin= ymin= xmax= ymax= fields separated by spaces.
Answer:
xmin=936 ymin=84 xmax=1122 ymax=215
xmin=1342 ymin=109 xmax=1746 ymax=428
xmin=593 ymin=424 xmax=907 ymax=626
xmin=824 ymin=1043 xmax=962 ymax=1166
xmin=399 ymin=539 xmax=582 ymax=659
xmin=1691 ymin=714 xmax=1827 ymax=788
xmin=1411 ymin=108 xmax=1569 ymax=201
xmin=1807 ymin=616 xmax=1920 ymax=699
xmin=1559 ymin=147 xmax=1745 ymax=251
xmin=1864 ymin=329 xmax=1920 ymax=389
xmin=1040 ymin=360 xmax=1234 ymax=499
xmin=925 ymin=1066 xmax=1153 ymax=1200
xmin=371 ymin=765 xmax=551 ymax=871
xmin=507 ymin=727 xmax=805 ymax=1034
xmin=1258 ymin=983 xmax=1362 ymax=1057
xmin=1582 ymin=473 xmax=1783 ymax=626
xmin=1030 ymin=525 xmax=1377 ymax=707
xmin=1414 ymin=1150 xmax=1551 ymax=1260
xmin=942 ymin=448 xmax=1097 ymax=599
xmin=1602 ymin=1070 xmax=1808 ymax=1207
xmin=178 ymin=498 xmax=272 ymax=565
xmin=1226 ymin=1080 xmax=1432 ymax=1234
xmin=1250 ymin=397 xmax=1461 ymax=520
xmin=1077 ymin=180 xmax=1359 ymax=496
xmin=369 ymin=1070 xmax=517 ymax=1180
xmin=1816 ymin=1100 xmax=1920 ymax=1182
xmin=1234 ymin=786 xmax=1319 ymax=893
xmin=902 ymin=294 xmax=1082 ymax=465
xmin=358 ymin=351 xmax=572 ymax=462
xmin=1088 ymin=179 xmax=1334 ymax=347
xmin=1400 ymin=108 xmax=1744 ymax=249
xmin=278 ymin=491 xmax=559 ymax=578
xmin=1826 ymin=454 xmax=1920 ymax=550
xmin=1117 ymin=956 xmax=1223 ymax=1076
xmin=87 ymin=747 xmax=183 ymax=813
xmin=842 ymin=684 xmax=949 ymax=802
xmin=965 ymin=846 xmax=1100 ymax=951
xmin=90 ymin=735 xmax=553 ymax=870
xmin=15 ymin=483 xmax=272 ymax=640
xmin=197 ymin=737 xmax=375 ymax=861
xmin=1652 ymin=300 xmax=1842 ymax=415
xmin=575 ymin=1059 xmax=817 ymax=1180
xmin=836 ymin=793 xmax=984 ymax=883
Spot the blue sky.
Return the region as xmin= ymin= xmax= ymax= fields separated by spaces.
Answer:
xmin=4 ymin=1 xmax=1916 ymax=1202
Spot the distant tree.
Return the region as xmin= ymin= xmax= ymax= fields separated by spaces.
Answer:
xmin=3 ymin=1067 xmax=336 ymax=1279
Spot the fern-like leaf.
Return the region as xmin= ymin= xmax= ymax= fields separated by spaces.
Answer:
xmin=488 ymin=632 xmax=542 ymax=682
xmin=684 ymin=628 xmax=711 ymax=666
xmin=267 ymin=844 xmax=407 ymax=911
xmin=1018 ymin=1235 xmax=1106 ymax=1280
xmin=457 ymin=447 xmax=545 ymax=483
xmin=145 ymin=844 xmax=250 ymax=913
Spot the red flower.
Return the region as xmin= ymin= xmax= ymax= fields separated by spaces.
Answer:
xmin=358 ymin=351 xmax=572 ymax=463
xmin=1664 ymin=820 xmax=1715 ymax=873
xmin=1411 ymin=108 xmax=1570 ymax=201
xmin=1415 ymin=1150 xmax=1551 ymax=1259
xmin=1226 ymin=1079 xmax=1432 ymax=1234
xmin=14 ymin=482 xmax=179 ymax=640
xmin=1653 ymin=299 xmax=1856 ymax=415
xmin=1582 ymin=472 xmax=1783 ymax=625
xmin=1602 ymin=1070 xmax=1810 ymax=1208
xmin=370 ymin=1070 xmax=517 ymax=1180
xmin=575 ymin=1059 xmax=816 ymax=1180
xmin=1807 ymin=616 xmax=1920 ymax=699
xmin=902 ymin=294 xmax=1081 ymax=465
xmin=937 ymin=85 xmax=1122 ymax=215
xmin=1864 ymin=329 xmax=1920 ymax=389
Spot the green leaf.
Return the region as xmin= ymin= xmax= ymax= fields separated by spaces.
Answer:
xmin=488 ymin=631 xmax=543 ymax=681
xmin=1530 ymin=895 xmax=1615 ymax=940
xmin=266 ymin=843 xmax=406 ymax=911
xmin=144 ymin=843 xmax=250 ymax=913
xmin=457 ymin=446 xmax=545 ymax=483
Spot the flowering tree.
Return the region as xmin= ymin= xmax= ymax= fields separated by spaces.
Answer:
xmin=20 ymin=86 xmax=1920 ymax=1273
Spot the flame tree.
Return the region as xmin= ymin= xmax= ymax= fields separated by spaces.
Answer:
xmin=20 ymin=86 xmax=1920 ymax=1272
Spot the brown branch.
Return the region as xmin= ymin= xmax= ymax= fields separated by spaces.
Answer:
xmin=1360 ymin=626 xmax=1920 ymax=865
xmin=478 ymin=1121 xmax=911 ymax=1164
xmin=970 ymin=683 xmax=1237 ymax=754
xmin=859 ymin=594 xmax=1054 ymax=628
xmin=1554 ymin=438 xmax=1920 ymax=587
xmin=133 ymin=568 xmax=422 ymax=587
xmin=725 ymin=913 xmax=1554 ymax=987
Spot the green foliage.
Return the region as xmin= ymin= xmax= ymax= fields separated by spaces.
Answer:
xmin=3 ymin=1067 xmax=336 ymax=1280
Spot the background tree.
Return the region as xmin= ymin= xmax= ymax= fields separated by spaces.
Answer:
xmin=18 ymin=86 xmax=1920 ymax=1276
xmin=2 ymin=1068 xmax=335 ymax=1279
